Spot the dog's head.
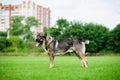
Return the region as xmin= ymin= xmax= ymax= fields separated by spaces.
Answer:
xmin=35 ymin=32 xmax=47 ymax=47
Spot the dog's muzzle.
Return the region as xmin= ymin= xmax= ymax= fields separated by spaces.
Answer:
xmin=35 ymin=39 xmax=43 ymax=47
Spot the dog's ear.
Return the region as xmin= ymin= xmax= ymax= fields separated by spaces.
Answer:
xmin=43 ymin=32 xmax=47 ymax=38
xmin=44 ymin=32 xmax=47 ymax=36
xmin=36 ymin=32 xmax=40 ymax=37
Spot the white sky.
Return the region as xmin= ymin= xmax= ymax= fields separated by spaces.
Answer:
xmin=1 ymin=0 xmax=120 ymax=29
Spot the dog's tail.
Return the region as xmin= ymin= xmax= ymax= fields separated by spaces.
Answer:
xmin=78 ymin=38 xmax=90 ymax=44
xmin=84 ymin=40 xmax=89 ymax=44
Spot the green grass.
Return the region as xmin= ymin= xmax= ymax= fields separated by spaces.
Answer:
xmin=0 ymin=56 xmax=120 ymax=80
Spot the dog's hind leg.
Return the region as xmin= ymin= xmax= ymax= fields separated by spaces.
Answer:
xmin=80 ymin=53 xmax=88 ymax=68
xmin=74 ymin=40 xmax=88 ymax=68
xmin=48 ymin=52 xmax=55 ymax=68
xmin=75 ymin=52 xmax=88 ymax=68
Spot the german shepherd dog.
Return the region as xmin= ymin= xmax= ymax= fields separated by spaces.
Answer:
xmin=35 ymin=32 xmax=89 ymax=68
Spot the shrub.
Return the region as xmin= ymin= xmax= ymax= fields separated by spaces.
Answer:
xmin=2 ymin=47 xmax=15 ymax=52
xmin=0 ymin=31 xmax=7 ymax=37
xmin=6 ymin=36 xmax=25 ymax=53
xmin=0 ymin=38 xmax=10 ymax=52
xmin=37 ymin=46 xmax=45 ymax=52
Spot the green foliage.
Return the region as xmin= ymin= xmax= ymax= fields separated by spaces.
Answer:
xmin=61 ymin=21 xmax=84 ymax=38
xmin=47 ymin=18 xmax=70 ymax=38
xmin=56 ymin=18 xmax=69 ymax=28
xmin=1 ymin=17 xmax=120 ymax=53
xmin=25 ymin=17 xmax=38 ymax=27
xmin=0 ymin=31 xmax=9 ymax=52
xmin=0 ymin=31 xmax=7 ymax=37
xmin=0 ymin=38 xmax=10 ymax=51
xmin=46 ymin=18 xmax=109 ymax=52
xmin=84 ymin=23 xmax=109 ymax=52
xmin=36 ymin=46 xmax=45 ymax=52
xmin=10 ymin=16 xmax=24 ymax=36
xmin=5 ymin=36 xmax=25 ymax=53
xmin=108 ymin=24 xmax=120 ymax=52
xmin=10 ymin=16 xmax=38 ymax=41
xmin=8 ymin=36 xmax=25 ymax=48
xmin=23 ymin=16 xmax=38 ymax=41
xmin=22 ymin=41 xmax=35 ymax=53
xmin=2 ymin=47 xmax=15 ymax=52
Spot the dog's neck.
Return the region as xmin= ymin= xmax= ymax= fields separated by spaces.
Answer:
xmin=42 ymin=35 xmax=54 ymax=51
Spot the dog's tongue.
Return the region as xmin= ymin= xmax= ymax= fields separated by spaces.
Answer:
xmin=35 ymin=42 xmax=40 ymax=47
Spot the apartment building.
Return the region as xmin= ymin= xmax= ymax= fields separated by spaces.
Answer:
xmin=0 ymin=1 xmax=51 ymax=32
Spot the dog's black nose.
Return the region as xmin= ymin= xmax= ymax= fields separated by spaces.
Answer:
xmin=36 ymin=39 xmax=40 ymax=42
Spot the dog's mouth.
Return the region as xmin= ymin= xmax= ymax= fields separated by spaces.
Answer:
xmin=35 ymin=42 xmax=40 ymax=47
xmin=35 ymin=39 xmax=43 ymax=47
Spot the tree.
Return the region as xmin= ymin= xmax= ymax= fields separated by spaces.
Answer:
xmin=44 ymin=18 xmax=70 ymax=38
xmin=0 ymin=31 xmax=9 ymax=52
xmin=46 ymin=18 xmax=110 ymax=53
xmin=84 ymin=23 xmax=109 ymax=52
xmin=10 ymin=16 xmax=38 ymax=41
xmin=10 ymin=16 xmax=24 ymax=36
xmin=6 ymin=36 xmax=25 ymax=53
xmin=108 ymin=24 xmax=120 ymax=52
xmin=23 ymin=16 xmax=38 ymax=41
xmin=62 ymin=21 xmax=84 ymax=38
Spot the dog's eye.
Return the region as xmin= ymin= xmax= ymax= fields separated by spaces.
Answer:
xmin=42 ymin=36 xmax=46 ymax=38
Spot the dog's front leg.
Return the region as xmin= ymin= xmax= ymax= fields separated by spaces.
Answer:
xmin=48 ymin=52 xmax=55 ymax=68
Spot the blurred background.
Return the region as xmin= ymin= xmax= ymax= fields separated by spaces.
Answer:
xmin=0 ymin=0 xmax=120 ymax=56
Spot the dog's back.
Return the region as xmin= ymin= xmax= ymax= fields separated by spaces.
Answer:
xmin=52 ymin=38 xmax=89 ymax=53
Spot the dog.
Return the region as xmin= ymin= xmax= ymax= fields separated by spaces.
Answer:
xmin=35 ymin=32 xmax=89 ymax=68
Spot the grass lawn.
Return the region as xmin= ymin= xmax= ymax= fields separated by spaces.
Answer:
xmin=0 ymin=56 xmax=120 ymax=80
